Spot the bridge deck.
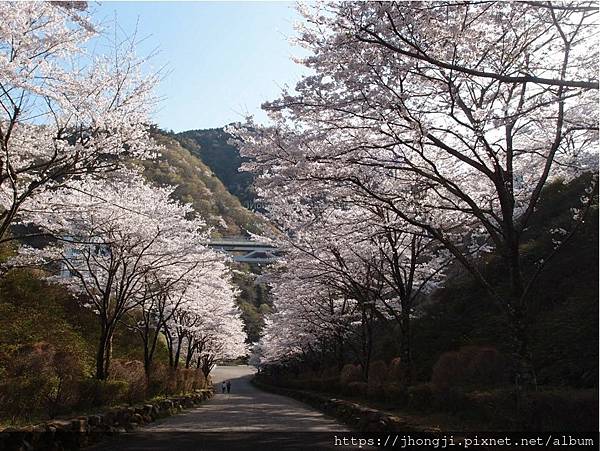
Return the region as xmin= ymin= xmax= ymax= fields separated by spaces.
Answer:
xmin=207 ymin=239 xmax=281 ymax=264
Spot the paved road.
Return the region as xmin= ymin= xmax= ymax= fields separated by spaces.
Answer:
xmin=88 ymin=365 xmax=350 ymax=451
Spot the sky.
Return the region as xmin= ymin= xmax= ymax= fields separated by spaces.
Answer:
xmin=91 ymin=1 xmax=309 ymax=132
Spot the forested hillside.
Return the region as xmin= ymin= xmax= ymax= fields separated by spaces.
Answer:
xmin=141 ymin=131 xmax=266 ymax=237
xmin=176 ymin=128 xmax=257 ymax=210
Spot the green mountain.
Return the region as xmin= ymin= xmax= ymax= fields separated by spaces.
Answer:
xmin=141 ymin=131 xmax=266 ymax=238
xmin=176 ymin=128 xmax=258 ymax=210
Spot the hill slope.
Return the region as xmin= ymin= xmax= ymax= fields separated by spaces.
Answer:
xmin=176 ymin=128 xmax=257 ymax=210
xmin=142 ymin=132 xmax=265 ymax=238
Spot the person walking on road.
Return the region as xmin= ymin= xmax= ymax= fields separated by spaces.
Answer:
xmin=226 ymin=380 xmax=231 ymax=394
xmin=221 ymin=381 xmax=226 ymax=394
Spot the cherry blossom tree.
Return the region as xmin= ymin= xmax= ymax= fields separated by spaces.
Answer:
xmin=128 ymin=253 xmax=230 ymax=377
xmin=162 ymin=266 xmax=248 ymax=376
xmin=13 ymin=173 xmax=212 ymax=379
xmin=234 ymin=1 xmax=598 ymax=388
xmin=248 ymin=199 xmax=449 ymax=382
xmin=192 ymin=312 xmax=248 ymax=378
xmin=0 ymin=2 xmax=158 ymax=244
xmin=256 ymin=311 xmax=320 ymax=367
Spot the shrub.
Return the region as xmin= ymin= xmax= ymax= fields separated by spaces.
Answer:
xmin=387 ymin=357 xmax=403 ymax=381
xmin=318 ymin=377 xmax=340 ymax=394
xmin=345 ymin=381 xmax=369 ymax=397
xmin=76 ymin=379 xmax=129 ymax=409
xmin=522 ymin=389 xmax=599 ymax=432
xmin=367 ymin=384 xmax=384 ymax=399
xmin=174 ymin=368 xmax=191 ymax=394
xmin=174 ymin=368 xmax=205 ymax=394
xmin=320 ymin=366 xmax=339 ymax=380
xmin=147 ymin=362 xmax=169 ymax=396
xmin=285 ymin=379 xmax=303 ymax=390
xmin=431 ymin=351 xmax=461 ymax=391
xmin=109 ymin=359 xmax=147 ymax=404
xmin=366 ymin=360 xmax=388 ymax=400
xmin=407 ymin=383 xmax=433 ymax=411
xmin=0 ymin=342 xmax=85 ymax=419
xmin=463 ymin=389 xmax=514 ymax=426
xmin=431 ymin=346 xmax=508 ymax=391
xmin=306 ymin=378 xmax=322 ymax=391
xmin=145 ymin=363 xmax=207 ymax=396
xmin=463 ymin=347 xmax=508 ymax=386
xmin=46 ymin=350 xmax=85 ymax=417
xmin=0 ymin=375 xmax=55 ymax=421
xmin=383 ymin=383 xmax=408 ymax=405
xmin=191 ymin=369 xmax=207 ymax=390
xmin=340 ymin=364 xmax=363 ymax=386
xmin=164 ymin=367 xmax=180 ymax=395
xmin=432 ymin=386 xmax=469 ymax=413
xmin=461 ymin=388 xmax=599 ymax=431
xmin=298 ymin=370 xmax=318 ymax=381
xmin=368 ymin=360 xmax=388 ymax=385
xmin=182 ymin=368 xmax=206 ymax=393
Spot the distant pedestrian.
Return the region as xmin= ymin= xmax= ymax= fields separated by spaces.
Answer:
xmin=226 ymin=380 xmax=231 ymax=394
xmin=221 ymin=382 xmax=226 ymax=393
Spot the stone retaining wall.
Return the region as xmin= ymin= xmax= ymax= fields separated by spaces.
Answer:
xmin=252 ymin=378 xmax=438 ymax=433
xmin=0 ymin=389 xmax=213 ymax=451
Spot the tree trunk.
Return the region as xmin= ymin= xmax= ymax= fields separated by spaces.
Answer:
xmin=143 ymin=340 xmax=152 ymax=379
xmin=163 ymin=326 xmax=175 ymax=368
xmin=103 ymin=333 xmax=113 ymax=379
xmin=96 ymin=327 xmax=112 ymax=380
xmin=509 ymin=307 xmax=538 ymax=391
xmin=173 ymin=336 xmax=183 ymax=369
xmin=399 ymin=308 xmax=413 ymax=386
xmin=143 ymin=327 xmax=162 ymax=378
xmin=335 ymin=332 xmax=345 ymax=372
xmin=201 ymin=355 xmax=213 ymax=378
xmin=506 ymin=241 xmax=537 ymax=391
xmin=185 ymin=340 xmax=195 ymax=369
xmin=95 ymin=337 xmax=107 ymax=380
xmin=360 ymin=306 xmax=374 ymax=381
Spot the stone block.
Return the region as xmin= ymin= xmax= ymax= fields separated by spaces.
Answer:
xmin=71 ymin=418 xmax=88 ymax=433
xmin=102 ymin=410 xmax=118 ymax=426
xmin=384 ymin=416 xmax=409 ymax=432
xmin=87 ymin=415 xmax=103 ymax=427
xmin=48 ymin=420 xmax=71 ymax=432
xmin=132 ymin=414 xmax=144 ymax=424
xmin=0 ymin=388 xmax=215 ymax=451
xmin=366 ymin=410 xmax=380 ymax=421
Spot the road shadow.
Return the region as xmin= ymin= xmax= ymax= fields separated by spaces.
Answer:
xmin=87 ymin=366 xmax=352 ymax=450
xmin=88 ymin=432 xmax=345 ymax=450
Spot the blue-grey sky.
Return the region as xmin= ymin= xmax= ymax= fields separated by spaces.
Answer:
xmin=92 ymin=1 xmax=308 ymax=132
